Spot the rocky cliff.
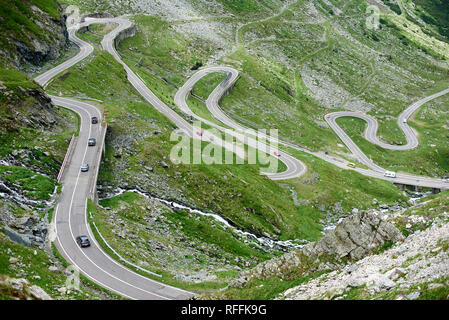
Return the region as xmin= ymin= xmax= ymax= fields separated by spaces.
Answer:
xmin=0 ymin=0 xmax=69 ymax=70
xmin=282 ymin=214 xmax=449 ymax=300
xmin=301 ymin=210 xmax=404 ymax=262
xmin=0 ymin=275 xmax=52 ymax=300
xmin=0 ymin=1 xmax=75 ymax=250
xmin=212 ymin=195 xmax=449 ymax=300
xmin=226 ymin=210 xmax=404 ymax=289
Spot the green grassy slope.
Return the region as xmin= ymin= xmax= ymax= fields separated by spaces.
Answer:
xmin=0 ymin=0 xmax=66 ymax=67
xmin=409 ymin=0 xmax=449 ymax=42
xmin=44 ymin=0 xmax=449 ymax=296
xmin=0 ymin=231 xmax=118 ymax=299
xmin=0 ymin=69 xmax=78 ymax=177
xmin=0 ymin=0 xmax=86 ymax=300
xmin=44 ymin=21 xmax=408 ymax=290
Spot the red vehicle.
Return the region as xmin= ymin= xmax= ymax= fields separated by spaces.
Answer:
xmin=196 ymin=131 xmax=203 ymax=137
xmin=273 ymin=151 xmax=281 ymax=157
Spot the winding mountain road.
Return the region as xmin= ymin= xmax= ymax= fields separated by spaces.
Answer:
xmin=101 ymin=18 xmax=302 ymax=179
xmin=35 ymin=14 xmax=449 ymax=300
xmin=36 ymin=18 xmax=194 ymax=300
xmin=174 ymin=66 xmax=306 ymax=180
xmin=179 ymin=65 xmax=449 ymax=190
xmin=326 ymin=87 xmax=449 ymax=152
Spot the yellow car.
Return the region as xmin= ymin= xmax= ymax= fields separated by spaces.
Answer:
xmin=347 ymin=162 xmax=356 ymax=168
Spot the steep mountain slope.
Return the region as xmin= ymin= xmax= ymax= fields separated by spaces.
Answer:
xmin=404 ymin=0 xmax=449 ymax=42
xmin=0 ymin=0 xmax=114 ymax=300
xmin=2 ymin=0 xmax=446 ymax=299
xmin=0 ymin=68 xmax=77 ymax=249
xmin=46 ymin=0 xmax=449 ymax=296
xmin=63 ymin=0 xmax=449 ymax=176
xmin=214 ymin=190 xmax=449 ymax=300
xmin=44 ymin=18 xmax=413 ymax=292
xmin=0 ymin=0 xmax=69 ymax=69
xmin=0 ymin=0 xmax=77 ymax=249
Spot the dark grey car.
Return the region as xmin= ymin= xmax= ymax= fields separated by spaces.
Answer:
xmin=88 ymin=138 xmax=96 ymax=146
xmin=76 ymin=235 xmax=90 ymax=248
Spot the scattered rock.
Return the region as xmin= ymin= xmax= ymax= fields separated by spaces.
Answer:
xmin=114 ymin=147 xmax=123 ymax=158
xmin=9 ymin=257 xmax=19 ymax=264
xmin=57 ymin=287 xmax=67 ymax=295
xmin=48 ymin=265 xmax=58 ymax=273
xmin=386 ymin=267 xmax=406 ymax=281
xmin=9 ymin=278 xmax=29 ymax=291
xmin=160 ymin=161 xmax=169 ymax=168
xmin=366 ymin=273 xmax=396 ymax=292
xmin=406 ymin=292 xmax=420 ymax=300
xmin=28 ymin=285 xmax=52 ymax=300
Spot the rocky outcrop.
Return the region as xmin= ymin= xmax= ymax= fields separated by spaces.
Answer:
xmin=0 ymin=1 xmax=69 ymax=70
xmin=302 ymin=210 xmax=404 ymax=261
xmin=282 ymin=215 xmax=449 ymax=300
xmin=1 ymin=86 xmax=59 ymax=133
xmin=227 ymin=210 xmax=404 ymax=288
xmin=113 ymin=23 xmax=137 ymax=50
xmin=0 ymin=276 xmax=52 ymax=300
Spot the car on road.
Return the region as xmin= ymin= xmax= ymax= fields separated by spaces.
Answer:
xmin=91 ymin=117 xmax=98 ymax=124
xmin=196 ymin=131 xmax=203 ymax=137
xmin=81 ymin=163 xmax=89 ymax=172
xmin=442 ymin=177 xmax=449 ymax=183
xmin=384 ymin=171 xmax=396 ymax=178
xmin=88 ymin=138 xmax=96 ymax=146
xmin=76 ymin=236 xmax=90 ymax=248
xmin=347 ymin=162 xmax=356 ymax=168
xmin=402 ymin=119 xmax=407 ymax=124
xmin=273 ymin=151 xmax=281 ymax=157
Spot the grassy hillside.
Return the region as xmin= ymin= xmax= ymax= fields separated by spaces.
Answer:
xmin=0 ymin=231 xmax=119 ymax=299
xmin=43 ymin=0 xmax=449 ymax=296
xmin=0 ymin=0 xmax=68 ymax=68
xmin=409 ymin=0 xmax=449 ymax=42
xmin=44 ymin=21 xmax=409 ymax=290
xmin=91 ymin=0 xmax=449 ymax=176
xmin=0 ymin=69 xmax=77 ymax=177
xmin=0 ymin=0 xmax=86 ymax=300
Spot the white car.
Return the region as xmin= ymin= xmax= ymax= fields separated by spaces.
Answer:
xmin=384 ymin=171 xmax=396 ymax=178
